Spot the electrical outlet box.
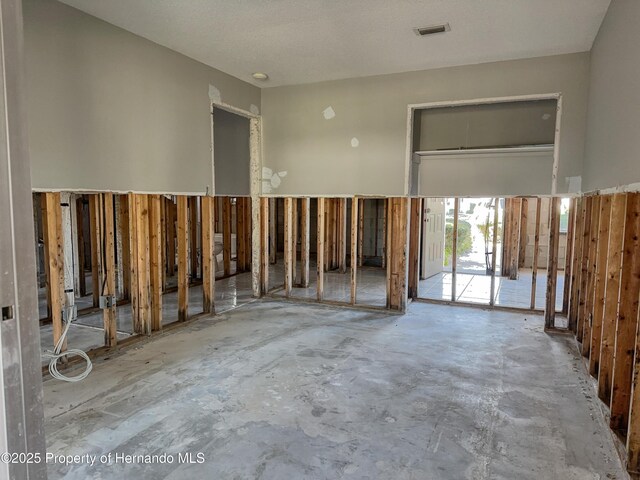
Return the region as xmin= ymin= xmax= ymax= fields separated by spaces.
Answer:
xmin=62 ymin=305 xmax=77 ymax=322
xmin=99 ymin=295 xmax=116 ymax=309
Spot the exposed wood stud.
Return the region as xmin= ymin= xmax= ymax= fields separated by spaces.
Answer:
xmin=317 ymin=198 xmax=325 ymax=301
xmin=569 ymin=197 xmax=585 ymax=332
xmin=201 ymin=196 xmax=216 ymax=313
xmin=338 ymin=198 xmax=347 ymax=274
xmin=160 ymin=197 xmax=167 ymax=290
xmin=562 ymin=198 xmax=577 ymax=315
xmin=577 ymin=196 xmax=593 ymax=342
xmin=358 ymin=198 xmax=364 ymax=267
xmin=269 ymin=198 xmax=277 ymax=264
xmin=350 ymin=197 xmax=359 ymax=304
xmin=530 ymin=198 xmax=541 ymax=310
xmin=544 ymin=197 xmax=561 ymax=330
xmin=381 ymin=199 xmax=387 ymax=269
xmin=489 ymin=198 xmax=499 ymax=306
xmin=582 ymin=196 xmax=601 ymax=357
xmin=589 ymin=195 xmax=611 ymax=376
xmin=386 ymin=198 xmax=409 ymax=311
xmin=408 ymin=198 xmax=421 ymax=299
xmin=89 ymin=194 xmax=100 ymax=307
xmin=518 ymin=197 xmax=528 ymax=268
xmin=300 ymin=198 xmax=310 ymax=288
xmin=189 ymin=196 xmax=199 ymax=280
xmin=451 ymin=198 xmax=459 ymax=302
xmin=177 ymin=195 xmax=189 ymax=322
xmin=598 ymin=193 xmax=626 ymax=404
xmin=237 ymin=197 xmax=246 ymax=272
xmin=75 ymin=196 xmax=86 ymax=297
xmin=260 ymin=197 xmax=270 ymax=294
xmin=292 ymin=198 xmax=298 ymax=282
xmin=118 ymin=195 xmax=131 ymax=300
xmin=42 ymin=192 xmax=65 ymax=351
xmin=101 ymin=193 xmax=117 ymax=345
xmin=129 ymin=194 xmax=151 ymax=335
xmin=610 ymin=193 xmax=640 ymax=433
xmin=223 ymin=197 xmax=232 ymax=276
xmin=508 ymin=198 xmax=522 ymax=280
xmin=149 ymin=195 xmax=163 ymax=331
xmin=283 ymin=197 xmax=293 ymax=296
xmin=167 ymin=198 xmax=176 ymax=277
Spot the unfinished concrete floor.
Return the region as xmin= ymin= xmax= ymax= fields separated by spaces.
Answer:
xmin=43 ymin=301 xmax=625 ymax=479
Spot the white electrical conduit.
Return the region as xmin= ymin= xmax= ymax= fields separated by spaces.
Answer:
xmin=42 ymin=306 xmax=93 ymax=382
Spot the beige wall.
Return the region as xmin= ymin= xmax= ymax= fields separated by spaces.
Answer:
xmin=582 ymin=0 xmax=640 ymax=192
xmin=24 ymin=0 xmax=260 ymax=194
xmin=261 ymin=53 xmax=590 ymax=197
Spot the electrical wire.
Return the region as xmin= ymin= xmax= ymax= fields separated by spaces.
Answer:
xmin=42 ymin=306 xmax=93 ymax=382
xmin=42 ymin=195 xmax=93 ymax=382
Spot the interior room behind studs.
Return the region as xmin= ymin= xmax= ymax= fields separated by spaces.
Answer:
xmin=2 ymin=0 xmax=640 ymax=479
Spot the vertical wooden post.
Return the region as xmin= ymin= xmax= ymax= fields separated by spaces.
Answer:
xmin=300 ymin=198 xmax=310 ymax=288
xmin=598 ymin=193 xmax=626 ymax=404
xmin=42 ymin=192 xmax=65 ymax=350
xmin=408 ymin=198 xmax=421 ymax=299
xmin=508 ymin=198 xmax=522 ymax=280
xmin=582 ymin=197 xmax=601 ymax=357
xmin=160 ymin=196 xmax=167 ymax=290
xmin=269 ymin=198 xmax=277 ymax=264
xmin=101 ymin=194 xmax=117 ymax=346
xmin=129 ymin=194 xmax=151 ymax=335
xmin=350 ymin=197 xmax=359 ymax=304
xmin=245 ymin=196 xmax=253 ymax=271
xmin=577 ymin=197 xmax=593 ymax=342
xmin=223 ymin=197 xmax=232 ymax=276
xmin=148 ymin=195 xmax=163 ymax=331
xmin=292 ymin=198 xmax=298 ymax=282
xmin=201 ymin=196 xmax=216 ymax=313
xmin=451 ymin=198 xmax=459 ymax=302
xmin=501 ymin=198 xmax=511 ymax=277
xmin=610 ymin=193 xmax=640 ymax=432
xmin=317 ymin=198 xmax=325 ymax=301
xmin=283 ymin=197 xmax=293 ymax=297
xmin=166 ymin=198 xmax=176 ymax=278
xmin=358 ymin=198 xmax=364 ymax=267
xmin=189 ymin=197 xmax=199 ymax=281
xmin=177 ymin=195 xmax=189 ymax=321
xmin=75 ymin=196 xmax=87 ymax=297
xmin=236 ymin=197 xmax=246 ymax=272
xmin=260 ymin=198 xmax=270 ymax=294
xmin=569 ymin=197 xmax=586 ymax=332
xmin=337 ymin=198 xmax=347 ymax=274
xmin=381 ymin=199 xmax=387 ymax=269
xmin=386 ymin=198 xmax=409 ymax=311
xmin=589 ymin=195 xmax=611 ymax=375
xmin=489 ymin=198 xmax=499 ymax=306
xmin=544 ymin=197 xmax=561 ymax=330
xmin=89 ymin=194 xmax=100 ymax=307
xmin=562 ymin=198 xmax=577 ymax=315
xmin=530 ymin=197 xmax=542 ymax=310
xmin=518 ymin=197 xmax=528 ymax=268
xmin=118 ymin=195 xmax=130 ymax=300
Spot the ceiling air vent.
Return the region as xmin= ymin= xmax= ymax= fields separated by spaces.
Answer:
xmin=413 ymin=23 xmax=450 ymax=37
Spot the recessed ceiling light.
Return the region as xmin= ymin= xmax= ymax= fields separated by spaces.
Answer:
xmin=252 ymin=72 xmax=269 ymax=81
xmin=413 ymin=23 xmax=450 ymax=37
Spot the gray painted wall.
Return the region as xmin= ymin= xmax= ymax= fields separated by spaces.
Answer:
xmin=417 ymin=149 xmax=554 ymax=197
xmin=24 ymin=0 xmax=260 ymax=194
xmin=213 ymin=108 xmax=250 ymax=196
xmin=261 ymin=53 xmax=590 ymax=197
xmin=583 ymin=0 xmax=640 ymax=192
